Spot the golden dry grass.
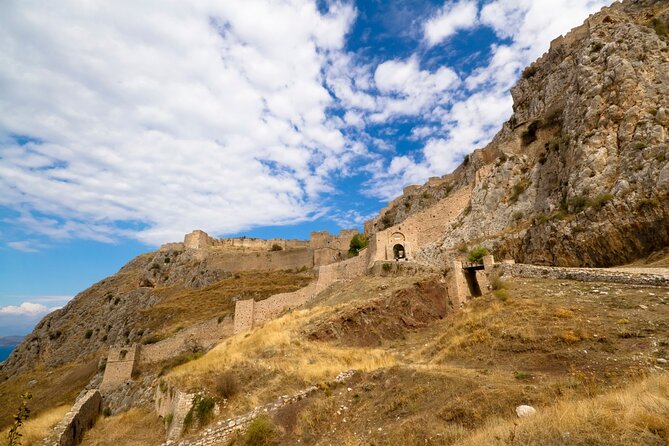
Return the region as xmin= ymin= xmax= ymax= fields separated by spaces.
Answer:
xmin=81 ymin=408 xmax=165 ymax=446
xmin=0 ymin=404 xmax=69 ymax=446
xmin=142 ymin=270 xmax=312 ymax=337
xmin=168 ymin=308 xmax=395 ymax=414
xmin=458 ymin=372 xmax=669 ymax=445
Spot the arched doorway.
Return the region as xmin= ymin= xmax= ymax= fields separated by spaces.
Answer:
xmin=393 ymin=244 xmax=406 ymax=260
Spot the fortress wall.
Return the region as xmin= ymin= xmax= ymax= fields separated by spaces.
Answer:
xmin=234 ymin=249 xmax=371 ymax=333
xmin=372 ymin=186 xmax=473 ymax=262
xmin=141 ymin=317 xmax=234 ymax=364
xmin=183 ymin=230 xmax=309 ymax=252
xmin=45 ymin=390 xmax=102 ymax=446
xmin=209 ymin=248 xmax=314 ymax=272
xmin=100 ymin=345 xmax=140 ymax=393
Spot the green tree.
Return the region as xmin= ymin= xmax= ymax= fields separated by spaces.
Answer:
xmin=348 ymin=234 xmax=369 ymax=256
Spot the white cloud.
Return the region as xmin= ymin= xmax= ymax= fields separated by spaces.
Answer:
xmin=0 ymin=0 xmax=357 ymax=245
xmin=7 ymin=240 xmax=44 ymax=253
xmin=0 ymin=302 xmax=57 ymax=317
xmin=424 ymin=0 xmax=478 ymax=46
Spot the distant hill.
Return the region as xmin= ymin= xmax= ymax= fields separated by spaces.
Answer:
xmin=0 ymin=336 xmax=24 ymax=347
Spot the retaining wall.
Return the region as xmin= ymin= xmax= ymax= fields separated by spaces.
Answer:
xmin=497 ymin=263 xmax=669 ymax=286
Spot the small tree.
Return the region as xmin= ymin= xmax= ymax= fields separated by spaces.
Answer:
xmin=8 ymin=392 xmax=32 ymax=446
xmin=269 ymin=244 xmax=283 ymax=251
xmin=467 ymin=246 xmax=489 ymax=264
xmin=348 ymin=234 xmax=369 ymax=256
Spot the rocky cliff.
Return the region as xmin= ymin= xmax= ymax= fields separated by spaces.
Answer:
xmin=369 ymin=0 xmax=669 ymax=267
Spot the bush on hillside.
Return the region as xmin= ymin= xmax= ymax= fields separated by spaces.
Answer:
xmin=467 ymin=246 xmax=489 ymax=264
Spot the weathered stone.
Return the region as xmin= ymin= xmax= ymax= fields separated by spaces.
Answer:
xmin=516 ymin=405 xmax=537 ymax=418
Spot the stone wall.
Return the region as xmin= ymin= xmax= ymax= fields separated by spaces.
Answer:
xmin=208 ymin=248 xmax=315 ymax=272
xmin=141 ymin=317 xmax=234 ymax=364
xmin=233 ymin=249 xmax=371 ymax=333
xmin=370 ymin=185 xmax=472 ymax=262
xmin=42 ymin=390 xmax=102 ymax=446
xmin=100 ymin=345 xmax=140 ymax=393
xmin=184 ymin=230 xmax=310 ymax=252
xmin=497 ymin=263 xmax=669 ymax=286
xmin=155 ymin=383 xmax=195 ymax=440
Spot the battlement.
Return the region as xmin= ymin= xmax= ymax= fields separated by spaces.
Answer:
xmin=183 ymin=230 xmax=311 ymax=252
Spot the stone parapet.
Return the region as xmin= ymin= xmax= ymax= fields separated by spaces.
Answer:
xmin=42 ymin=390 xmax=102 ymax=446
xmin=497 ymin=263 xmax=669 ymax=286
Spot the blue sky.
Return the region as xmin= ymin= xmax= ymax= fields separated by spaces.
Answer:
xmin=0 ymin=0 xmax=612 ymax=335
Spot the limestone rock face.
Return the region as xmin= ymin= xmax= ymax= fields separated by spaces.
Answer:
xmin=401 ymin=0 xmax=669 ymax=267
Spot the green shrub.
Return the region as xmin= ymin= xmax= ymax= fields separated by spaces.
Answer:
xmin=467 ymin=246 xmax=489 ymax=264
xmin=269 ymin=244 xmax=283 ymax=252
xmin=512 ymin=211 xmax=524 ymax=221
xmin=568 ymin=196 xmax=588 ymax=213
xmin=348 ymin=234 xmax=369 ymax=256
xmin=165 ymin=413 xmax=173 ymax=427
xmin=195 ymin=396 xmax=215 ymax=425
xmin=102 ymin=407 xmax=112 ymax=417
xmin=244 ymin=416 xmax=276 ymax=446
xmin=652 ymin=17 xmax=668 ymax=37
xmin=638 ymin=197 xmax=661 ymax=209
xmin=84 ymin=329 xmax=93 ymax=339
xmin=142 ymin=334 xmax=162 ymax=345
xmin=590 ymin=41 xmax=604 ymax=53
xmin=382 ymin=262 xmax=392 ymax=272
xmin=590 ymin=193 xmax=614 ymax=210
xmin=8 ymin=393 xmax=32 ymax=446
xmin=509 ymin=181 xmax=528 ymax=203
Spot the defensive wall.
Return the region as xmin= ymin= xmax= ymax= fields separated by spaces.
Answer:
xmin=369 ymin=185 xmax=473 ymax=263
xmin=169 ymin=229 xmax=359 ymax=272
xmin=233 ymin=249 xmax=371 ymax=333
xmin=41 ymin=390 xmax=102 ymax=446
xmin=141 ymin=316 xmax=234 ymax=364
xmin=100 ymin=344 xmax=140 ymax=393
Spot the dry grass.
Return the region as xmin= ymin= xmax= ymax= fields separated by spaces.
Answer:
xmin=0 ymin=404 xmax=68 ymax=446
xmin=459 ymin=373 xmax=669 ymax=445
xmin=82 ymin=408 xmax=165 ymax=446
xmin=0 ymin=358 xmax=98 ymax=430
xmin=169 ymin=309 xmax=395 ymax=413
xmin=143 ymin=270 xmax=312 ymax=337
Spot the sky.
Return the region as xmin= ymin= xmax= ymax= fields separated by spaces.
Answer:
xmin=0 ymin=0 xmax=613 ymax=336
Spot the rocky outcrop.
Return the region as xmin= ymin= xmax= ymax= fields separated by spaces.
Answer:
xmin=378 ymin=0 xmax=669 ymax=268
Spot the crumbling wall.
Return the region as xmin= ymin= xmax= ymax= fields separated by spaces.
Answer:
xmin=43 ymin=390 xmax=102 ymax=446
xmin=155 ymin=383 xmax=194 ymax=440
xmin=207 ymin=248 xmax=315 ymax=272
xmin=497 ymin=263 xmax=669 ymax=286
xmin=100 ymin=345 xmax=140 ymax=392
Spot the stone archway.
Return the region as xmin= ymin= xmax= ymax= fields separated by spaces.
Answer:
xmin=393 ymin=243 xmax=406 ymax=260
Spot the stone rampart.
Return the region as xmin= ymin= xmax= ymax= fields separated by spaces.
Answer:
xmin=371 ymin=186 xmax=473 ymax=262
xmin=497 ymin=263 xmax=669 ymax=287
xmin=141 ymin=317 xmax=234 ymax=364
xmin=184 ymin=230 xmax=310 ymax=252
xmin=208 ymin=248 xmax=315 ymax=272
xmin=100 ymin=345 xmax=140 ymax=393
xmin=233 ymin=250 xmax=371 ymax=333
xmin=42 ymin=390 xmax=102 ymax=446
